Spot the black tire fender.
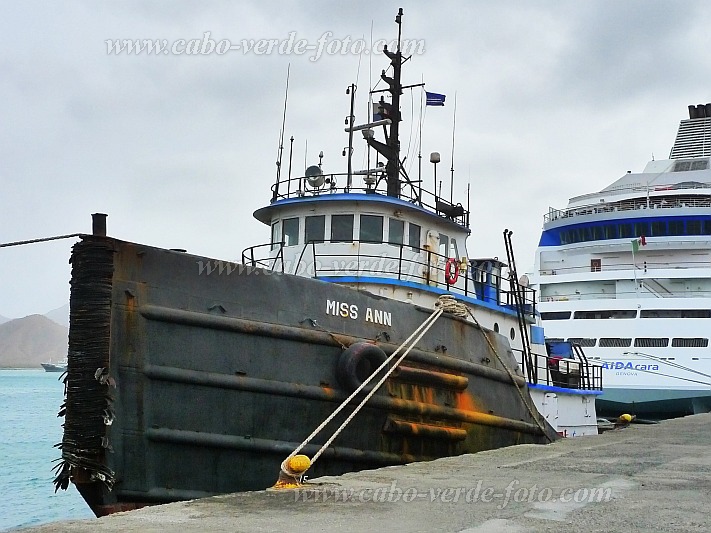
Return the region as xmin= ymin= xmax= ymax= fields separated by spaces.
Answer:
xmin=336 ymin=342 xmax=388 ymax=392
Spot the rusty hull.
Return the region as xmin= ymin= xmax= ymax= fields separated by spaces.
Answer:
xmin=55 ymin=237 xmax=556 ymax=516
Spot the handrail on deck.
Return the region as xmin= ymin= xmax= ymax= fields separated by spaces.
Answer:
xmin=241 ymin=238 xmax=537 ymax=319
xmin=270 ymin=173 xmax=470 ymax=228
xmin=514 ymin=348 xmax=603 ymax=392
xmin=544 ymin=189 xmax=711 ymax=224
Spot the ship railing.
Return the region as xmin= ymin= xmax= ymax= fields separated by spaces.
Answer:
xmin=568 ymin=183 xmax=648 ymax=204
xmin=242 ymin=239 xmax=537 ymax=319
xmin=568 ymin=179 xmax=711 ymax=205
xmin=514 ymin=349 xmax=603 ymax=391
xmin=539 ymin=258 xmax=711 ymax=276
xmin=240 ymin=242 xmax=286 ymax=272
xmin=269 ymin=173 xmax=470 ymax=227
xmin=542 ymin=288 xmax=711 ymax=301
xmin=544 ymin=192 xmax=711 ymax=223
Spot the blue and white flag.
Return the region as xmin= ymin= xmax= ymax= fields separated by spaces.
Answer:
xmin=425 ymin=91 xmax=446 ymax=106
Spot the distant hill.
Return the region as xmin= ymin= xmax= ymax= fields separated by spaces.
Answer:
xmin=0 ymin=315 xmax=68 ymax=368
xmin=0 ymin=314 xmax=9 ymax=325
xmin=44 ymin=304 xmax=69 ymax=328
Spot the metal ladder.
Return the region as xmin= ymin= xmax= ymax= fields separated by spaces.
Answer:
xmin=503 ymin=229 xmax=536 ymax=384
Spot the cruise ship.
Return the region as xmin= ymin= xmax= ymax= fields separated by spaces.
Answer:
xmin=532 ymin=103 xmax=711 ymax=418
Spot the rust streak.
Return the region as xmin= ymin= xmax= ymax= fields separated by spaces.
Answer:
xmin=455 ymin=390 xmax=480 ymax=413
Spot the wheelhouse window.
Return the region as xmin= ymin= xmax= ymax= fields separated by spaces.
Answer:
xmin=282 ymin=217 xmax=299 ymax=246
xmin=360 ymin=215 xmax=383 ymax=243
xmin=409 ymin=223 xmax=421 ymax=251
xmin=673 ymin=159 xmax=709 ymax=172
xmin=331 ymin=214 xmax=354 ymax=242
xmin=270 ymin=221 xmax=280 ymax=250
xmin=305 ymin=215 xmax=325 ymax=243
xmin=388 ymin=218 xmax=404 ymax=245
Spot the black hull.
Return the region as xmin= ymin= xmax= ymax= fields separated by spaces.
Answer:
xmin=54 ymin=236 xmax=556 ymax=516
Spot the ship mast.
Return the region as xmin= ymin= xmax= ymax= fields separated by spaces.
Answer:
xmin=385 ymin=8 xmax=403 ymax=198
xmin=365 ymin=8 xmax=404 ymax=198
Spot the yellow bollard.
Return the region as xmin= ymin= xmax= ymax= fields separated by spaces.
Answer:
xmin=272 ymin=455 xmax=311 ymax=489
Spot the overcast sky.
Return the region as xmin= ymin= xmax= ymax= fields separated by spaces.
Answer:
xmin=2 ymin=1 xmax=710 ymax=319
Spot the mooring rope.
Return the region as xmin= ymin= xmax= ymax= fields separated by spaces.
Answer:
xmin=285 ymin=307 xmax=443 ymax=462
xmin=465 ymin=308 xmax=553 ymax=442
xmin=0 ymin=233 xmax=83 ymax=248
xmin=275 ymin=294 xmax=554 ymax=487
xmin=276 ymin=295 xmax=462 ymax=485
xmin=434 ymin=293 xmax=469 ymax=317
xmin=308 ymin=306 xmax=444 ymax=466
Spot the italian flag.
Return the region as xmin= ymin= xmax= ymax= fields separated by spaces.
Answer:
xmin=631 ymin=235 xmax=646 ymax=253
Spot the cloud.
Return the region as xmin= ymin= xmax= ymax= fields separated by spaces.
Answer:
xmin=1 ymin=1 xmax=710 ymax=317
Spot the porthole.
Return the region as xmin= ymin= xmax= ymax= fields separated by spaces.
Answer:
xmin=510 ymin=328 xmax=516 ymax=340
xmin=493 ymin=323 xmax=499 ymax=333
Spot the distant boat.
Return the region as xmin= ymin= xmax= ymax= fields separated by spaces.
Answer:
xmin=41 ymin=360 xmax=67 ymax=373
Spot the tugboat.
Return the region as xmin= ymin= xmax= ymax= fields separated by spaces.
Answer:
xmin=53 ymin=9 xmax=601 ymax=516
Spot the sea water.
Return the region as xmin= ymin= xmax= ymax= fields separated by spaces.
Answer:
xmin=0 ymin=370 xmax=94 ymax=531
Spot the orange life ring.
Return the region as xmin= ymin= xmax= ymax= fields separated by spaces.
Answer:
xmin=445 ymin=258 xmax=459 ymax=285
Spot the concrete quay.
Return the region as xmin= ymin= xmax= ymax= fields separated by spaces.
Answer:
xmin=22 ymin=413 xmax=711 ymax=533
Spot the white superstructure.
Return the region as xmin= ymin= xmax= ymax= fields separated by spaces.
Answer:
xmin=532 ymin=104 xmax=711 ymax=417
xmin=241 ymin=9 xmax=602 ymax=436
